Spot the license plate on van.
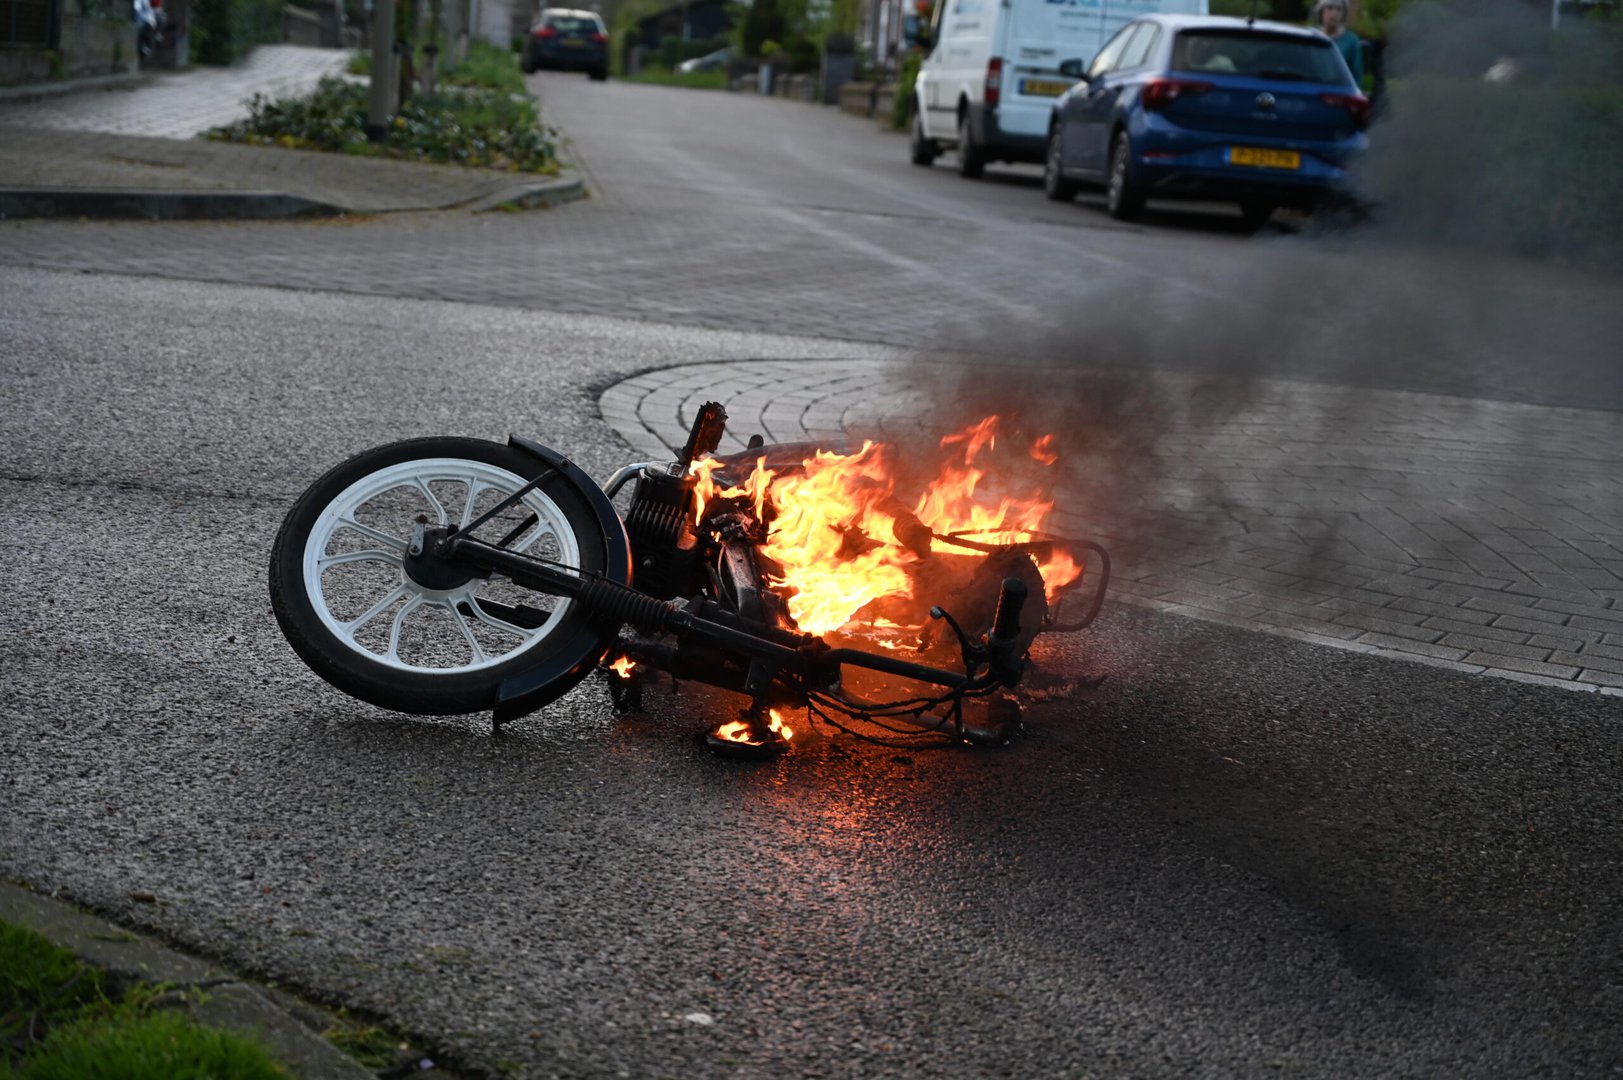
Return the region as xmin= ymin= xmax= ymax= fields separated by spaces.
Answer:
xmin=1020 ymin=78 xmax=1070 ymax=97
xmin=1228 ymin=147 xmax=1300 ymax=170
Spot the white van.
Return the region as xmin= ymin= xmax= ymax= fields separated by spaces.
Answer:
xmin=911 ymin=0 xmax=1209 ymax=176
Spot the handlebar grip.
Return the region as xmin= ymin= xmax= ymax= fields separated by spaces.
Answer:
xmin=989 ymin=577 xmax=1028 ymax=644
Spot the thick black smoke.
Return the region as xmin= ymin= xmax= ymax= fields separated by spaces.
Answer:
xmin=1351 ymin=0 xmax=1623 ymax=268
xmin=882 ymin=0 xmax=1623 ymax=585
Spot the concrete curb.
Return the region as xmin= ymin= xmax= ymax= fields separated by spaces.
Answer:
xmin=0 ymin=72 xmax=152 ymax=103
xmin=466 ymin=174 xmax=586 ymax=213
xmin=0 ymin=879 xmax=374 ymax=1079
xmin=0 ymin=188 xmax=347 ymax=221
xmin=0 ymin=174 xmax=584 ymax=220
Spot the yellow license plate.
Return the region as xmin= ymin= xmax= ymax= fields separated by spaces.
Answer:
xmin=562 ymin=36 xmax=584 ymax=45
xmin=1228 ymin=147 xmax=1300 ymax=170
xmin=1021 ymin=78 xmax=1071 ymax=97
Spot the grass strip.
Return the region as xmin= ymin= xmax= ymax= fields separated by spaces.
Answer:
xmin=0 ymin=920 xmax=288 ymax=1079
xmin=6 ymin=1009 xmax=287 ymax=1080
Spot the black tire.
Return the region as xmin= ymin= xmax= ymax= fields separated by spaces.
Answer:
xmin=588 ymin=67 xmax=608 ymax=81
xmin=521 ymin=51 xmax=534 ymax=74
xmin=1239 ymin=200 xmax=1276 ymax=231
xmin=269 ymin=437 xmax=612 ymax=716
xmin=956 ymin=110 xmax=985 ymax=179
xmin=909 ymin=113 xmax=939 ymax=167
xmin=1043 ymin=127 xmax=1079 ymax=202
xmin=1106 ymin=130 xmax=1146 ymax=221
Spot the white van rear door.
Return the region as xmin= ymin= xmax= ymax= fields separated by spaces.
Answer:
xmin=1005 ymin=0 xmax=1208 ymax=99
xmin=1002 ymin=0 xmax=1101 ymax=109
xmin=998 ymin=0 xmax=1206 ymax=136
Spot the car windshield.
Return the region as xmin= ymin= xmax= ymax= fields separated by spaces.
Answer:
xmin=1171 ymin=30 xmax=1347 ymax=84
xmin=545 ymin=15 xmax=599 ymax=32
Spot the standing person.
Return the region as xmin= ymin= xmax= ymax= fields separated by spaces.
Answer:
xmin=1311 ymin=0 xmax=1364 ymax=87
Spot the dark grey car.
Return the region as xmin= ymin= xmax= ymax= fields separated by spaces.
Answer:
xmin=522 ymin=8 xmax=609 ymax=81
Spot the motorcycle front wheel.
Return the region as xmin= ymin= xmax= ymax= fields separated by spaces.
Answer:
xmin=269 ymin=437 xmax=611 ymax=716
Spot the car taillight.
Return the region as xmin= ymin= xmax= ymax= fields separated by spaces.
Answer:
xmin=590 ymin=31 xmax=606 ymax=42
xmin=985 ymin=57 xmax=1002 ymax=108
xmin=1140 ymin=78 xmax=1212 ymax=111
xmin=1319 ymin=91 xmax=1371 ymax=131
xmin=534 ymin=26 xmax=557 ymax=38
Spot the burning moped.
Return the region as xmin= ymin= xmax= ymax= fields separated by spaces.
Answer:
xmin=269 ymin=403 xmax=1109 ymax=755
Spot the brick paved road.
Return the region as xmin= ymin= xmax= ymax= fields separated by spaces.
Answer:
xmin=2 ymin=70 xmax=1619 ymax=692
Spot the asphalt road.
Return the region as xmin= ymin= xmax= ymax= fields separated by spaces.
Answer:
xmin=1 ymin=74 xmax=1621 ymax=1079
xmin=3 ymin=71 xmax=1622 ymax=410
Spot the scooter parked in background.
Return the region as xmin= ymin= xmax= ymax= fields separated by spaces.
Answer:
xmin=134 ymin=0 xmax=167 ymax=60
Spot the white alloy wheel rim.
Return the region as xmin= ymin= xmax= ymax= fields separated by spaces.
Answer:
xmin=301 ymin=457 xmax=582 ymax=674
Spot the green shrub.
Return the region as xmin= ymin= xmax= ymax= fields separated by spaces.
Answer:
xmin=444 ymin=38 xmax=524 ymax=93
xmin=891 ymin=48 xmax=921 ymax=129
xmin=1358 ymin=77 xmax=1623 ymax=270
xmin=189 ymin=0 xmax=282 ymax=65
xmin=208 ymin=76 xmax=559 ymax=173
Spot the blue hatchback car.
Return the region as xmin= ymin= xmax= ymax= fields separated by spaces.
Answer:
xmin=1044 ymin=14 xmax=1369 ymax=225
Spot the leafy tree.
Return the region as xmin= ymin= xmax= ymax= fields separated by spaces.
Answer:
xmin=739 ymin=0 xmax=786 ymax=56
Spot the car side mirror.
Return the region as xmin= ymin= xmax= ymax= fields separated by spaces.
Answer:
xmin=1058 ymin=58 xmax=1083 ymax=79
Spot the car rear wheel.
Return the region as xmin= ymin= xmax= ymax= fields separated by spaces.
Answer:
xmin=1106 ymin=131 xmax=1146 ymax=221
xmin=1044 ymin=128 xmax=1079 ymax=202
xmin=956 ymin=111 xmax=985 ymax=179
xmin=910 ymin=114 xmax=939 ymax=167
xmin=589 ymin=67 xmax=608 ymax=81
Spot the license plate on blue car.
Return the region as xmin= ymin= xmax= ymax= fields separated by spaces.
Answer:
xmin=1228 ymin=147 xmax=1300 ymax=170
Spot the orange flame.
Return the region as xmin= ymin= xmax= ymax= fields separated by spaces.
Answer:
xmin=687 ymin=416 xmax=1083 ymax=635
xmin=940 ymin=415 xmax=999 ymax=462
xmin=608 ymin=655 xmax=636 ymax=678
xmin=714 ymin=709 xmax=794 ymax=744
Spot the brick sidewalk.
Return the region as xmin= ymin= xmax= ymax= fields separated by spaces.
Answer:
xmin=602 ymin=358 xmax=1623 ymax=696
xmin=0 ymin=46 xmax=347 ymax=139
xmin=0 ymin=46 xmax=579 ymax=214
xmin=0 ymin=125 xmax=560 ymax=213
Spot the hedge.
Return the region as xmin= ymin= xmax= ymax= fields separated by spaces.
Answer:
xmin=1356 ymin=78 xmax=1623 ymax=271
xmin=190 ymin=0 xmax=283 ymax=65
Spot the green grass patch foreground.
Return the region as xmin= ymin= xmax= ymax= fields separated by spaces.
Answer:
xmin=0 ymin=921 xmax=287 ymax=1079
xmin=208 ymin=75 xmax=559 ymax=174
xmin=619 ymin=65 xmax=728 ymax=90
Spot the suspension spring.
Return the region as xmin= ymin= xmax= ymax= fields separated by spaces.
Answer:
xmin=581 ymin=576 xmax=678 ymax=634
